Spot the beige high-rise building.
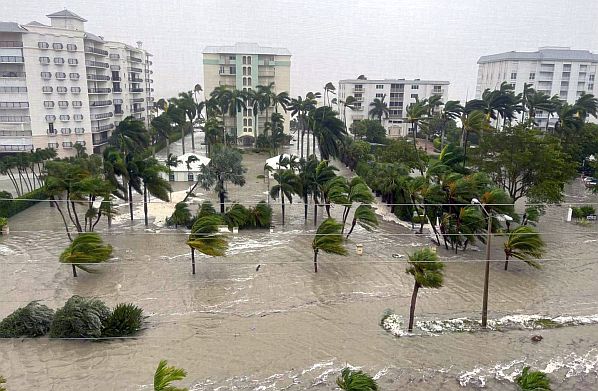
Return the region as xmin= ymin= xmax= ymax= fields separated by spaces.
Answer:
xmin=202 ymin=43 xmax=291 ymax=144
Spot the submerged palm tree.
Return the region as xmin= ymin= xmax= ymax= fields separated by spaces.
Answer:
xmin=153 ymin=360 xmax=188 ymax=391
xmin=336 ymin=367 xmax=378 ymax=391
xmin=406 ymin=248 xmax=444 ymax=332
xmin=515 ymin=367 xmax=551 ymax=391
xmin=346 ymin=204 xmax=378 ymax=239
xmin=186 ymin=214 xmax=228 ymax=274
xmin=312 ymin=218 xmax=347 ymax=273
xmin=270 ymin=169 xmax=300 ymax=226
xmin=503 ymin=226 xmax=545 ymax=271
xmin=59 ymin=232 xmax=113 ymax=277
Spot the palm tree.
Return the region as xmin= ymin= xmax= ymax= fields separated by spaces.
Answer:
xmin=336 ymin=367 xmax=378 ymax=391
xmin=346 ymin=204 xmax=378 ymax=239
xmin=324 ymin=82 xmax=336 ymax=107
xmin=310 ymin=106 xmax=347 ymax=160
xmin=210 ymin=86 xmax=233 ymax=143
xmin=187 ymin=214 xmax=228 ymax=274
xmin=59 ymin=232 xmax=113 ymax=277
xmin=270 ymin=169 xmax=300 ymax=225
xmin=406 ymin=248 xmax=444 ymax=332
xmin=312 ymin=159 xmax=338 ymax=225
xmin=136 ymin=157 xmax=172 ymax=226
xmin=460 ymin=110 xmax=487 ymax=166
xmin=176 ymin=91 xmax=198 ymax=151
xmin=203 ymin=117 xmax=224 ymax=156
xmin=170 ymin=202 xmax=191 ymax=228
xmin=503 ymin=226 xmax=545 ymax=270
xmin=406 ymin=98 xmax=428 ymax=157
xmin=515 ymin=367 xmax=551 ymax=391
xmin=256 ymin=82 xmax=275 ymax=122
xmin=288 ymin=95 xmax=317 ymax=158
xmin=312 ymin=218 xmax=347 ymax=272
xmin=340 ymin=176 xmax=374 ymax=232
xmin=368 ymin=95 xmax=389 ymax=123
xmin=247 ymin=89 xmax=266 ymax=142
xmin=153 ymin=360 xmax=188 ymax=391
xmin=574 ymin=93 xmax=598 ymax=121
xmin=341 ymin=95 xmax=358 ymax=133
xmin=272 ymin=90 xmax=291 ymax=114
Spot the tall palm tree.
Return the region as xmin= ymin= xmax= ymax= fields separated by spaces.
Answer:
xmin=270 ymin=169 xmax=300 ymax=225
xmin=345 ymin=204 xmax=378 ymax=239
xmin=336 ymin=367 xmax=378 ymax=391
xmin=272 ymin=91 xmax=291 ymax=114
xmin=312 ymin=159 xmax=338 ymax=225
xmin=460 ymin=110 xmax=487 ymax=166
xmin=406 ymin=247 xmax=444 ymax=332
xmin=59 ymin=232 xmax=113 ymax=277
xmin=406 ymin=98 xmax=428 ymax=152
xmin=210 ymin=86 xmax=233 ymax=143
xmin=176 ymin=91 xmax=198 ymax=151
xmin=574 ymin=93 xmax=598 ymax=120
xmin=153 ymin=360 xmax=188 ymax=391
xmin=136 ymin=157 xmax=171 ymax=226
xmin=503 ymin=226 xmax=545 ymax=270
xmin=187 ymin=214 xmax=228 ymax=274
xmin=341 ymin=95 xmax=358 ymax=133
xmin=340 ymin=176 xmax=374 ymax=232
xmin=310 ymin=106 xmax=347 ymax=160
xmin=312 ymin=218 xmax=347 ymax=273
xmin=368 ymin=95 xmax=389 ymax=123
xmin=246 ymin=88 xmax=266 ymax=142
xmin=439 ymin=100 xmax=463 ymax=149
xmin=544 ymin=95 xmax=562 ymax=131
xmin=256 ymin=82 xmax=275 ymax=121
xmin=324 ymin=82 xmax=336 ymax=107
xmin=288 ymin=95 xmax=316 ymax=158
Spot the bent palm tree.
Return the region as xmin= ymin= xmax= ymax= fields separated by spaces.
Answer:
xmin=154 ymin=360 xmax=188 ymax=391
xmin=368 ymin=95 xmax=389 ymax=122
xmin=503 ymin=226 xmax=545 ymax=270
xmin=336 ymin=367 xmax=378 ymax=391
xmin=187 ymin=214 xmax=228 ymax=274
xmin=312 ymin=218 xmax=347 ymax=273
xmin=346 ymin=204 xmax=378 ymax=239
xmin=270 ymin=169 xmax=300 ymax=226
xmin=59 ymin=232 xmax=113 ymax=277
xmin=406 ymin=248 xmax=444 ymax=332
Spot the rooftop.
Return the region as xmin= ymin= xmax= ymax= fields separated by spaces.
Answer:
xmin=203 ymin=42 xmax=291 ymax=56
xmin=478 ymin=47 xmax=598 ymax=64
xmin=46 ymin=9 xmax=87 ymax=22
xmin=167 ymin=153 xmax=211 ymax=172
xmin=339 ymin=78 xmax=449 ymax=85
xmin=0 ymin=22 xmax=28 ymax=33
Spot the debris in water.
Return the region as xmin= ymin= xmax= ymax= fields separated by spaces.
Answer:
xmin=531 ymin=335 xmax=543 ymax=342
xmin=256 ymin=264 xmax=261 ymax=271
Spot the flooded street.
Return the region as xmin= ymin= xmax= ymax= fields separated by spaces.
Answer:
xmin=1 ymin=132 xmax=597 ymax=390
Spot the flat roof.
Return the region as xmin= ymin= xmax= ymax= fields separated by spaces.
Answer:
xmin=203 ymin=42 xmax=291 ymax=56
xmin=339 ymin=79 xmax=449 ymax=85
xmin=478 ymin=47 xmax=598 ymax=64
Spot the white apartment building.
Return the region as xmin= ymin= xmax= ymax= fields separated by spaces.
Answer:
xmin=476 ymin=47 xmax=598 ymax=128
xmin=203 ymin=43 xmax=291 ymax=144
xmin=0 ymin=10 xmax=154 ymax=157
xmin=339 ymin=78 xmax=450 ymax=138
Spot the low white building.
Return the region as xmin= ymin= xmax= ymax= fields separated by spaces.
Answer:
xmin=163 ymin=152 xmax=210 ymax=182
xmin=265 ymin=154 xmax=297 ymax=178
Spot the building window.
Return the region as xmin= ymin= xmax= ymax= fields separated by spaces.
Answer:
xmin=563 ymin=64 xmax=571 ymax=71
xmin=355 ymin=84 xmax=363 ymax=90
xmin=376 ymin=84 xmax=384 ymax=89
xmin=529 ymin=72 xmax=535 ymax=80
xmin=58 ymin=101 xmax=69 ymax=108
xmin=410 ymin=94 xmax=418 ymax=99
xmin=72 ymin=101 xmax=82 ymax=107
xmin=247 ymin=56 xmax=252 ymax=65
xmin=510 ymin=72 xmax=517 ymax=80
xmin=45 ymin=115 xmax=56 ymax=122
xmin=39 ymin=57 xmax=50 ymax=64
xmin=589 ymin=83 xmax=594 ymax=90
xmin=589 ymin=75 xmax=595 ymax=81
xmin=56 ymin=86 xmax=67 ymax=93
xmin=62 ymin=142 xmax=73 ymax=148
xmin=242 ymin=56 xmax=247 ymax=65
xmin=48 ymin=142 xmax=59 ymax=149
xmin=61 ymin=127 xmax=71 ymax=134
xmin=168 ymin=173 xmax=175 ymax=181
xmin=69 ymin=73 xmax=80 ymax=80
xmin=54 ymin=57 xmax=64 ymax=65
xmin=375 ymin=93 xmax=384 ymax=98
xmin=42 ymin=86 xmax=53 ymax=93
xmin=52 ymin=43 xmax=63 ymax=50
xmin=48 ymin=123 xmax=55 ymax=134
xmin=75 ymin=141 xmax=86 ymax=147
xmin=59 ymin=115 xmax=70 ymax=121
xmin=75 ymin=127 xmax=85 ymax=134
xmin=229 ymin=66 xmax=235 ymax=75
xmin=187 ymin=173 xmax=194 ymax=181
xmin=71 ymin=87 xmax=81 ymax=93
xmin=41 ymin=72 xmax=52 ymax=79
xmin=55 ymin=72 xmax=66 ymax=79
xmin=74 ymin=114 xmax=83 ymax=121
xmin=229 ymin=55 xmax=235 ymax=61
xmin=44 ymin=101 xmax=55 ymax=108
xmin=110 ymin=53 xmax=119 ymax=60
xmin=38 ymin=41 xmax=49 ymax=49
xmin=68 ymin=58 xmax=78 ymax=65
xmin=66 ymin=44 xmax=77 ymax=51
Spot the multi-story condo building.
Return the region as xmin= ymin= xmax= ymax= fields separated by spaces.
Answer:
xmin=339 ymin=78 xmax=450 ymax=138
xmin=476 ymin=47 xmax=598 ymax=128
xmin=203 ymin=43 xmax=291 ymax=144
xmin=0 ymin=9 xmax=154 ymax=156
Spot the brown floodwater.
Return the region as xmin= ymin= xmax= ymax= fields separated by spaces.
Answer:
xmin=1 ymin=133 xmax=597 ymax=390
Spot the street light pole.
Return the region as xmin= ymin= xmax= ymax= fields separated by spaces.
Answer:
xmin=481 ymin=213 xmax=492 ymax=328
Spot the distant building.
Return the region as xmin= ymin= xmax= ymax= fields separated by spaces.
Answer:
xmin=0 ymin=10 xmax=154 ymax=156
xmin=163 ymin=152 xmax=210 ymax=182
xmin=202 ymin=43 xmax=291 ymax=144
xmin=338 ymin=78 xmax=449 ymax=138
xmin=476 ymin=47 xmax=598 ymax=128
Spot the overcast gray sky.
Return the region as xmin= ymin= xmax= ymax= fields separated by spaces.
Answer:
xmin=4 ymin=0 xmax=598 ymax=101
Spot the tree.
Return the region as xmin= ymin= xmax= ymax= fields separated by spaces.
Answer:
xmin=345 ymin=204 xmax=378 ymax=239
xmin=154 ymin=360 xmax=188 ymax=391
xmin=187 ymin=214 xmax=228 ymax=274
xmin=368 ymin=95 xmax=389 ymax=122
xmin=193 ymin=147 xmax=246 ymax=213
xmin=336 ymin=367 xmax=378 ymax=391
xmin=312 ymin=159 xmax=338 ymax=224
xmin=289 ymin=95 xmax=317 ymax=158
xmin=323 ymin=82 xmax=336 ymax=107
xmin=176 ymin=91 xmax=199 ymax=151
xmin=312 ymin=218 xmax=347 ymax=272
xmin=503 ymin=226 xmax=545 ymax=271
xmin=59 ymin=232 xmax=113 ymax=277
xmin=341 ymin=95 xmax=358 ymax=132
xmin=270 ymin=169 xmax=300 ymax=225
xmin=203 ymin=117 xmax=224 ymax=156
xmin=151 ymin=113 xmax=173 ymax=155
xmin=405 ymin=99 xmax=428 ymax=173
xmin=405 ymin=248 xmax=444 ymax=332
xmin=515 ymin=367 xmax=551 ymax=391
xmin=339 ymin=176 xmax=374 ymax=232
xmin=310 ymin=106 xmax=347 ymax=159
xmin=169 ymin=202 xmax=192 ymax=228
xmin=135 ymin=157 xmax=171 ymax=226
xmin=350 ymin=119 xmax=387 ymax=144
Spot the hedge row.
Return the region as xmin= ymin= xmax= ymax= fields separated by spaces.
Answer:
xmin=0 ymin=187 xmax=48 ymax=218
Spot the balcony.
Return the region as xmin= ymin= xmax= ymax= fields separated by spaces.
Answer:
xmin=129 ymin=88 xmax=144 ymax=93
xmin=90 ymin=100 xmax=112 ymax=107
xmin=0 ymin=144 xmax=33 ymax=152
xmin=128 ymin=56 xmax=142 ymax=63
xmin=432 ymin=89 xmax=444 ymax=95
xmin=0 ymin=41 xmax=23 ymax=48
xmin=114 ymin=110 xmax=124 ymax=115
xmin=353 ymin=88 xmax=364 ymax=93
xmin=131 ymin=98 xmax=144 ymax=103
xmin=87 ymin=74 xmax=111 ymax=81
xmin=133 ymin=107 xmax=145 ymax=113
xmin=0 ymin=102 xmax=29 ymax=109
xmin=91 ymin=123 xmax=115 ymax=132
xmin=0 ymin=129 xmax=32 ymax=137
xmin=0 ymin=116 xmax=30 ymax=123
xmin=92 ymin=112 xmax=113 ymax=120
xmin=0 ymin=71 xmax=26 ymax=79
xmin=129 ymin=67 xmax=142 ymax=73
xmin=113 ymin=88 xmax=122 ymax=93
xmin=88 ymin=88 xmax=111 ymax=94
xmin=92 ymin=136 xmax=109 ymax=146
xmin=0 ymin=56 xmax=24 ymax=63
xmin=129 ymin=77 xmax=143 ymax=83
xmin=85 ymin=46 xmax=109 ymax=56
xmin=112 ymin=75 xmax=121 ymax=81
xmin=85 ymin=60 xmax=109 ymax=68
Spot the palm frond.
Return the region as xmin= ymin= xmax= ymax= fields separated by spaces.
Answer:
xmin=313 ymin=218 xmax=348 ymax=255
xmin=153 ymin=360 xmax=188 ymax=391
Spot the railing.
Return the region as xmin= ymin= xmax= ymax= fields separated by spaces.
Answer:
xmin=128 ymin=56 xmax=142 ymax=63
xmin=133 ymin=107 xmax=145 ymax=112
xmin=90 ymin=100 xmax=112 ymax=107
xmin=0 ymin=116 xmax=30 ymax=123
xmin=91 ymin=123 xmax=115 ymax=132
xmin=129 ymin=67 xmax=142 ymax=73
xmin=131 ymin=98 xmax=144 ymax=103
xmin=0 ymin=145 xmax=33 ymax=152
xmin=114 ymin=110 xmax=124 ymax=115
xmin=0 ymin=41 xmax=23 ymax=48
xmin=85 ymin=46 xmax=109 ymax=56
xmin=93 ymin=137 xmax=109 ymax=146
xmin=0 ymin=56 xmax=24 ymax=63
xmin=0 ymin=86 xmax=27 ymax=93
xmin=129 ymin=88 xmax=144 ymax=93
xmin=112 ymin=76 xmax=121 ymax=81
xmin=0 ymin=72 xmax=26 ymax=78
xmin=88 ymin=88 xmax=111 ymax=94
xmin=87 ymin=74 xmax=111 ymax=81
xmin=92 ymin=112 xmax=113 ymax=120
xmin=129 ymin=77 xmax=143 ymax=82
xmin=0 ymin=130 xmax=32 ymax=137
xmin=113 ymin=88 xmax=122 ymax=93
xmin=0 ymin=102 xmax=29 ymax=109
xmin=85 ymin=60 xmax=109 ymax=68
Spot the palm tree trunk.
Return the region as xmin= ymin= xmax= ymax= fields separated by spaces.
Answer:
xmin=219 ymin=190 xmax=225 ymax=214
xmin=143 ymin=184 xmax=148 ymax=227
xmin=191 ymin=247 xmax=196 ymax=274
xmin=313 ymin=196 xmax=318 ymax=226
xmin=313 ymin=249 xmax=319 ymax=273
xmin=303 ymin=194 xmax=308 ymax=222
xmin=306 ymin=129 xmax=310 ymax=158
xmin=346 ymin=218 xmax=357 ymax=239
xmin=312 ymin=132 xmax=316 ymax=158
xmin=281 ymin=195 xmax=285 ymax=226
xmin=52 ymin=196 xmax=73 ymax=241
xmin=181 ymin=125 xmax=186 ymax=154
xmin=504 ymin=253 xmax=509 ymax=271
xmin=128 ymin=182 xmax=134 ymax=221
xmin=191 ymin=121 xmax=196 ymax=150
xmin=72 ymin=264 xmax=77 ymax=277
xmin=408 ymin=282 xmax=420 ymax=332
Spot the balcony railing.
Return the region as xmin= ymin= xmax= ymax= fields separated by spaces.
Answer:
xmin=131 ymin=98 xmax=144 ymax=103
xmin=128 ymin=56 xmax=142 ymax=63
xmin=0 ymin=41 xmax=23 ymax=48
xmin=129 ymin=77 xmax=143 ymax=82
xmin=87 ymin=74 xmax=111 ymax=81
xmin=0 ymin=130 xmax=32 ymax=137
xmin=0 ymin=102 xmax=29 ymax=109
xmin=88 ymin=88 xmax=111 ymax=94
xmin=85 ymin=60 xmax=109 ymax=68
xmin=0 ymin=56 xmax=24 ymax=63
xmin=133 ymin=107 xmax=145 ymax=113
xmin=91 ymin=123 xmax=115 ymax=132
xmin=0 ymin=116 xmax=30 ymax=123
xmin=85 ymin=46 xmax=109 ymax=56
xmin=90 ymin=100 xmax=112 ymax=107
xmin=112 ymin=76 xmax=121 ymax=81
xmin=130 ymin=88 xmax=144 ymax=93
xmin=92 ymin=112 xmax=113 ymax=120
xmin=0 ymin=144 xmax=33 ymax=152
xmin=0 ymin=71 xmax=26 ymax=78
xmin=113 ymin=88 xmax=123 ymax=93
xmin=93 ymin=137 xmax=109 ymax=146
xmin=129 ymin=67 xmax=142 ymax=73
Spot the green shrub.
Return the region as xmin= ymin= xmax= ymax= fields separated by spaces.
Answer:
xmin=572 ymin=206 xmax=596 ymax=219
xmin=0 ymin=188 xmax=47 ymax=218
xmin=0 ymin=301 xmax=54 ymax=337
xmin=224 ymin=203 xmax=250 ymax=228
xmin=168 ymin=202 xmax=192 ymax=228
xmin=0 ymin=217 xmax=7 ymax=229
xmin=102 ymin=303 xmax=144 ymax=337
xmin=411 ymin=215 xmax=427 ymax=224
xmin=433 ymin=137 xmax=441 ymax=151
xmin=248 ymin=201 xmax=272 ymax=228
xmin=515 ymin=366 xmax=551 ymax=391
xmin=49 ymin=296 xmax=110 ymax=338
xmin=0 ymin=375 xmax=6 ymax=391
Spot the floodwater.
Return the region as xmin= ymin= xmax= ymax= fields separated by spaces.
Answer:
xmin=1 ymin=132 xmax=597 ymax=390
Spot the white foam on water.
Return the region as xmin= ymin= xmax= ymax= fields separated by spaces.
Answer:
xmin=0 ymin=244 xmax=14 ymax=255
